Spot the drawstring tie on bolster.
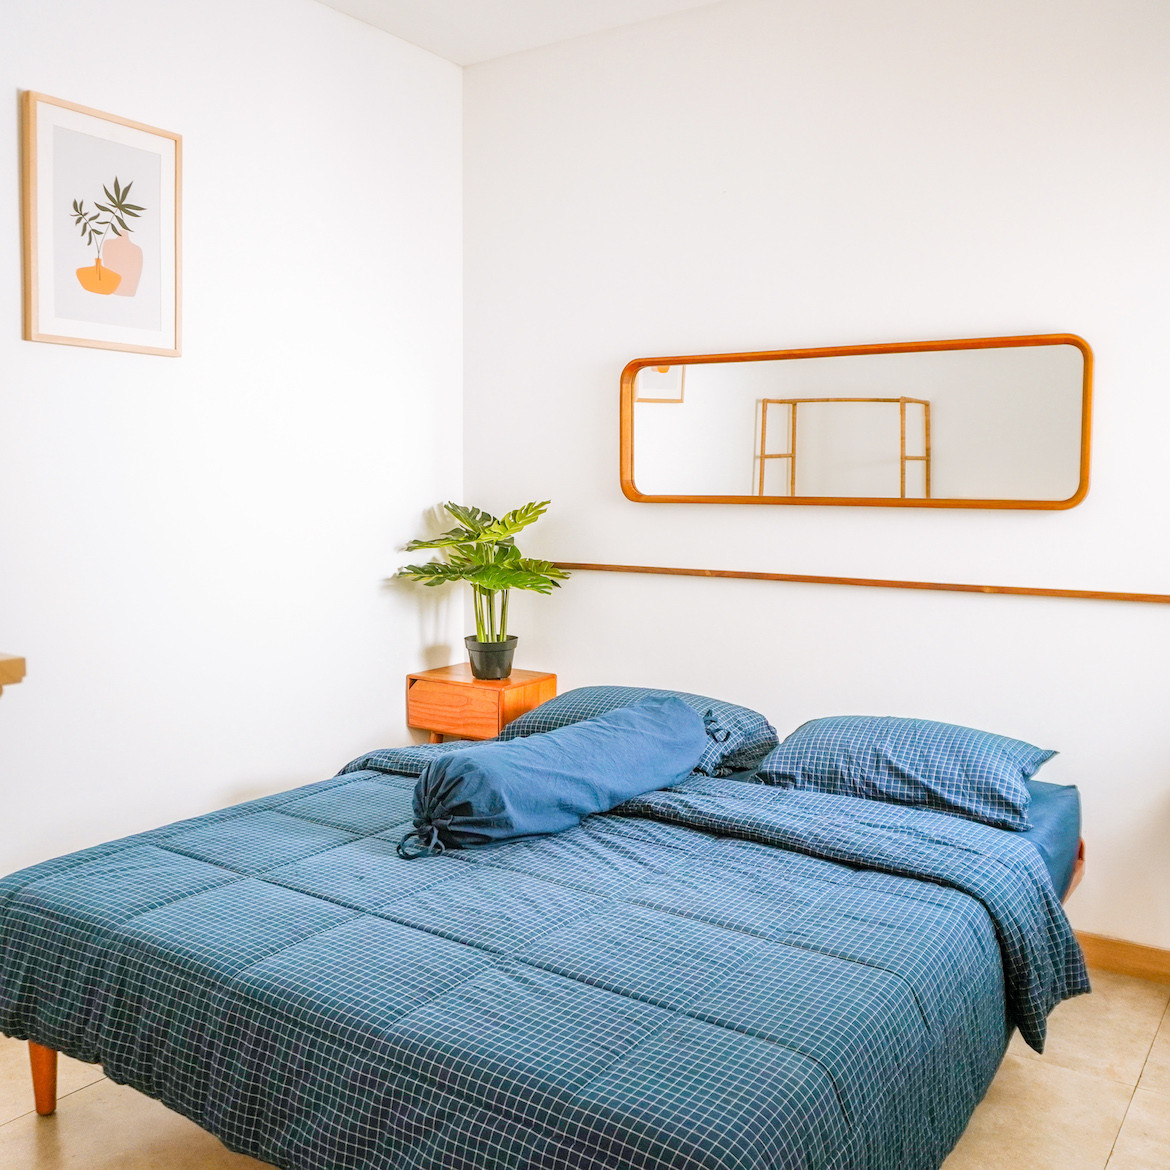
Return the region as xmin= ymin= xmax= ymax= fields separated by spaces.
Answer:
xmin=397 ymin=824 xmax=446 ymax=860
xmin=703 ymin=710 xmax=730 ymax=744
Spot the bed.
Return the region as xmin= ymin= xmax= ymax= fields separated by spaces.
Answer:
xmin=0 ymin=691 xmax=1088 ymax=1170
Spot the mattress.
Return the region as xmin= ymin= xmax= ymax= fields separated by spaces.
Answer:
xmin=0 ymin=758 xmax=1089 ymax=1170
xmin=1021 ymin=780 xmax=1082 ymax=898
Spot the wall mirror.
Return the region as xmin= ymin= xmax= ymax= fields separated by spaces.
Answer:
xmin=621 ymin=334 xmax=1092 ymax=509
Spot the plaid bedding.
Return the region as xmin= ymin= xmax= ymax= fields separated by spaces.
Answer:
xmin=616 ymin=775 xmax=1089 ymax=1052
xmin=0 ymin=746 xmax=1087 ymax=1170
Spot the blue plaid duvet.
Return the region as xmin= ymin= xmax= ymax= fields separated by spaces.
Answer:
xmin=0 ymin=746 xmax=1087 ymax=1170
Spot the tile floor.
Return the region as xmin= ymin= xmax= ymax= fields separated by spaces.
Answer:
xmin=0 ymin=968 xmax=1167 ymax=1169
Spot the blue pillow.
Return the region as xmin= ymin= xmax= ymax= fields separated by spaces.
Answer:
xmin=754 ymin=716 xmax=1056 ymax=831
xmin=497 ymin=685 xmax=778 ymax=776
xmin=399 ymin=695 xmax=708 ymax=856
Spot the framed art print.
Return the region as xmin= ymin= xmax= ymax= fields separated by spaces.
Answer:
xmin=21 ymin=92 xmax=181 ymax=356
xmin=633 ymin=363 xmax=686 ymax=403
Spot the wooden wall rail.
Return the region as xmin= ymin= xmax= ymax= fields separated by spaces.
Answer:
xmin=552 ymin=563 xmax=1170 ymax=606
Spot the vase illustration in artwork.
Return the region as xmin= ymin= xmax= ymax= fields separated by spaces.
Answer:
xmin=75 ymin=257 xmax=122 ymax=295
xmin=70 ymin=177 xmax=146 ymax=296
xmin=102 ymin=231 xmax=143 ymax=296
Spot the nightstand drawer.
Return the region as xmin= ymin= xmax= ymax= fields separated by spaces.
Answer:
xmin=407 ymin=679 xmax=501 ymax=740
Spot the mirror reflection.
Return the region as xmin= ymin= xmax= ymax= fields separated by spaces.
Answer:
xmin=623 ymin=336 xmax=1091 ymax=508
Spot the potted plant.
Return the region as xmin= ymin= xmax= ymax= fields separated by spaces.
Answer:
xmin=399 ymin=501 xmax=569 ymax=679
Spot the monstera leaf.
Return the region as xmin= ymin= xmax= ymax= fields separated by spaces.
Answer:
xmin=397 ymin=501 xmax=567 ymax=641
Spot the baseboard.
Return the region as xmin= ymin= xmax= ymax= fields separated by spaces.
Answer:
xmin=1077 ymin=931 xmax=1170 ymax=984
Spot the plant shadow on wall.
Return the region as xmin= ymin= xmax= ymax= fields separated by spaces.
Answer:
xmin=399 ymin=502 xmax=569 ymax=679
xmin=384 ymin=505 xmax=458 ymax=671
xmin=71 ymin=176 xmax=145 ymax=296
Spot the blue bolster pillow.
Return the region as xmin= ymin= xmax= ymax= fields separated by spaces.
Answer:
xmin=398 ymin=695 xmax=707 ymax=856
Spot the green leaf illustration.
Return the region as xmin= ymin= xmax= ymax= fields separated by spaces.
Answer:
xmin=72 ymin=177 xmax=147 ymax=257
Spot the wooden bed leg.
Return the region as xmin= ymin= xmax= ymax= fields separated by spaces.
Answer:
xmin=28 ymin=1041 xmax=58 ymax=1116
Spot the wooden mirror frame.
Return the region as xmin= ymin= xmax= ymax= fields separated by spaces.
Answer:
xmin=620 ymin=333 xmax=1093 ymax=509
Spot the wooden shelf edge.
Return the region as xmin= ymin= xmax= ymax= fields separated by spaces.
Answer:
xmin=0 ymin=654 xmax=27 ymax=694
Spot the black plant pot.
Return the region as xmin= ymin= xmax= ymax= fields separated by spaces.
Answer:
xmin=465 ymin=635 xmax=518 ymax=680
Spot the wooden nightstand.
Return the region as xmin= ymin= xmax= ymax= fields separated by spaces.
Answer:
xmin=406 ymin=664 xmax=557 ymax=743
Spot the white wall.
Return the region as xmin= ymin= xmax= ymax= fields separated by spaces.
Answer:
xmin=0 ymin=0 xmax=463 ymax=874
xmin=464 ymin=0 xmax=1170 ymax=947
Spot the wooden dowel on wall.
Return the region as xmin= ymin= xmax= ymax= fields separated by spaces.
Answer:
xmin=552 ymin=561 xmax=1170 ymax=606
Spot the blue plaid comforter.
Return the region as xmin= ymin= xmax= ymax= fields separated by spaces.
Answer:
xmin=0 ymin=747 xmax=1087 ymax=1170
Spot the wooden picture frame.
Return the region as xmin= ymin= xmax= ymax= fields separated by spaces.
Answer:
xmin=21 ymin=91 xmax=181 ymax=356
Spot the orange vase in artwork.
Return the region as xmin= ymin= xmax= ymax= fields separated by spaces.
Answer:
xmin=102 ymin=232 xmax=143 ymax=297
xmin=75 ymin=257 xmax=121 ymax=295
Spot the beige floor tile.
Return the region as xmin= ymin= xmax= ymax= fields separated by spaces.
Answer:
xmin=1008 ymin=969 xmax=1170 ymax=1087
xmin=0 ymin=1076 xmax=272 ymax=1168
xmin=0 ymin=1035 xmax=105 ymax=1128
xmin=1106 ymin=1089 xmax=1170 ymax=1170
xmin=942 ymin=1053 xmax=1132 ymax=1170
xmin=1137 ymin=1004 xmax=1170 ymax=1096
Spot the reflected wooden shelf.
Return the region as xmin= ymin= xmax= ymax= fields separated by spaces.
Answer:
xmin=0 ymin=654 xmax=27 ymax=696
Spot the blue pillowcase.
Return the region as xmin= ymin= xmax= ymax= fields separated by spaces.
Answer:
xmin=400 ymin=695 xmax=708 ymax=855
xmin=754 ymin=715 xmax=1056 ymax=831
xmin=497 ymin=685 xmax=778 ymax=776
